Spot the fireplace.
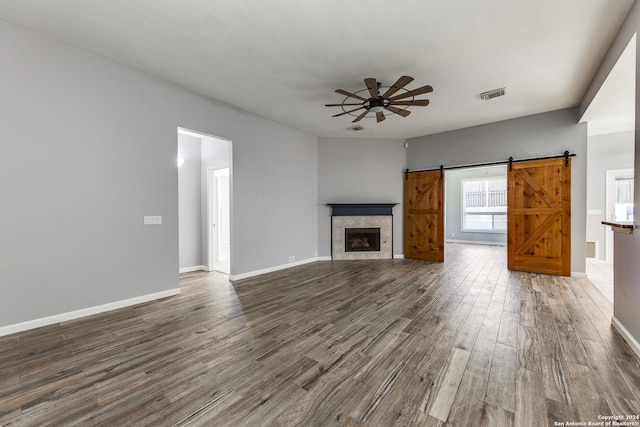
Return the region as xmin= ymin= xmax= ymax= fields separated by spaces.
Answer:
xmin=327 ymin=203 xmax=396 ymax=260
xmin=345 ymin=228 xmax=381 ymax=252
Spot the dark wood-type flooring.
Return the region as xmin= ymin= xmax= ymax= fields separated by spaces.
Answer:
xmin=1 ymin=244 xmax=639 ymax=426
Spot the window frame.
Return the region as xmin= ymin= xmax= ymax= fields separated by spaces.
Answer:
xmin=461 ymin=177 xmax=508 ymax=234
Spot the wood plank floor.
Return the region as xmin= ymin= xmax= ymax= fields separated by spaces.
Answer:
xmin=1 ymin=243 xmax=639 ymax=426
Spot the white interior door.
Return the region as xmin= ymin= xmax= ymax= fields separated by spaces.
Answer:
xmin=208 ymin=169 xmax=219 ymax=269
xmin=208 ymin=167 xmax=230 ymax=273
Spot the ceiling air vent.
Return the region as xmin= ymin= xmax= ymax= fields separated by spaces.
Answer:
xmin=480 ymin=87 xmax=506 ymax=100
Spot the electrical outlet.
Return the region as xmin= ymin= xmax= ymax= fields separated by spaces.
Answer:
xmin=291 ymin=256 xmax=295 ymax=262
xmin=451 ymin=233 xmax=455 ymax=237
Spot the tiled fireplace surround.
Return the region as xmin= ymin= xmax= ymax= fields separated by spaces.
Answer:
xmin=328 ymin=204 xmax=396 ymax=260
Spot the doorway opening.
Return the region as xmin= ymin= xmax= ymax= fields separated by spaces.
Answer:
xmin=178 ymin=128 xmax=231 ymax=275
xmin=444 ymin=165 xmax=508 ymax=265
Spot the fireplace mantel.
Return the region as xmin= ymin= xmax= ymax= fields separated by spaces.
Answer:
xmin=327 ymin=203 xmax=397 ymax=216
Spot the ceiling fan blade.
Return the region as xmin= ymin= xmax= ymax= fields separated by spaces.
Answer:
xmin=389 ymin=85 xmax=433 ymax=101
xmin=335 ymin=89 xmax=367 ymax=101
xmin=332 ymin=106 xmax=365 ymax=117
xmin=376 ymin=111 xmax=385 ymax=122
xmin=382 ymin=75 xmax=414 ymax=98
xmin=389 ymin=99 xmax=430 ymax=107
xmin=325 ymin=102 xmax=363 ymax=107
xmin=352 ymin=110 xmax=369 ymax=123
xmin=386 ymin=106 xmax=411 ymax=117
xmin=364 ymin=78 xmax=379 ymax=99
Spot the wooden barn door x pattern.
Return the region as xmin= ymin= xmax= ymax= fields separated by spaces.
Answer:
xmin=404 ymin=157 xmax=571 ymax=276
xmin=404 ymin=170 xmax=445 ymax=262
xmin=507 ymin=158 xmax=571 ymax=276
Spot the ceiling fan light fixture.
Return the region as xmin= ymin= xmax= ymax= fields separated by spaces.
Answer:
xmin=480 ymin=87 xmax=506 ymax=100
xmin=365 ymin=97 xmax=388 ymax=113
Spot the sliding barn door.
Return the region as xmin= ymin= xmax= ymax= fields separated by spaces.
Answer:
xmin=507 ymin=158 xmax=571 ymax=276
xmin=404 ymin=170 xmax=445 ymax=262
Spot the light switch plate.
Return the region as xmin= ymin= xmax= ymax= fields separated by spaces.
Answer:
xmin=144 ymin=216 xmax=162 ymax=225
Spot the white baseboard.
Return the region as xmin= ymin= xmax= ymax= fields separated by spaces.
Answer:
xmin=393 ymin=254 xmax=405 ymax=259
xmin=571 ymin=272 xmax=588 ymax=278
xmin=612 ymin=317 xmax=640 ymax=361
xmin=179 ymin=265 xmax=208 ymax=274
xmin=446 ymin=239 xmax=507 ymax=246
xmin=0 ymin=288 xmax=181 ymax=338
xmin=230 ymin=257 xmax=322 ymax=281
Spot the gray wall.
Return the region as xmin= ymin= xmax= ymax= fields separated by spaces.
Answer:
xmin=0 ymin=21 xmax=318 ymax=328
xmin=233 ymin=119 xmax=317 ymax=270
xmin=445 ymin=166 xmax=507 ymax=245
xmin=407 ymin=108 xmax=588 ymax=273
xmin=586 ymin=131 xmax=634 ymax=260
xmin=582 ymin=0 xmax=640 ymax=345
xmin=317 ymin=137 xmax=406 ymax=257
xmin=178 ymin=134 xmax=203 ymax=269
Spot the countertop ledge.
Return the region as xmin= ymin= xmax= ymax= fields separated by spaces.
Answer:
xmin=602 ymin=220 xmax=634 ymax=234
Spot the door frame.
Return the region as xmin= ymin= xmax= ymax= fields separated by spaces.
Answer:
xmin=177 ymin=127 xmax=232 ymax=275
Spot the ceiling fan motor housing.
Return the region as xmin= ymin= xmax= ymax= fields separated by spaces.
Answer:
xmin=366 ymin=97 xmax=389 ymax=112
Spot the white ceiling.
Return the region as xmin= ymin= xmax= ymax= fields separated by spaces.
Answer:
xmin=580 ymin=34 xmax=636 ymax=136
xmin=0 ymin=0 xmax=634 ymax=139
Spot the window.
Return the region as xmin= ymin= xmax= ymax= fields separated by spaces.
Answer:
xmin=614 ymin=176 xmax=634 ymax=221
xmin=462 ymin=178 xmax=507 ymax=232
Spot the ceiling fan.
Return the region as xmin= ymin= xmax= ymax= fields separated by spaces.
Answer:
xmin=325 ymin=76 xmax=432 ymax=123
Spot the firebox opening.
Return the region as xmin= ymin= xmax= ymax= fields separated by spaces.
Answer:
xmin=345 ymin=228 xmax=381 ymax=252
